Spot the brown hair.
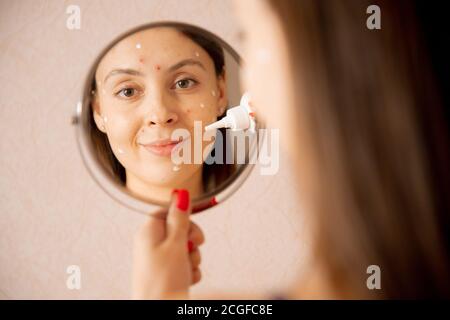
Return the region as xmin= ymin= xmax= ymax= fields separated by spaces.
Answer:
xmin=89 ymin=26 xmax=235 ymax=194
xmin=269 ymin=0 xmax=450 ymax=298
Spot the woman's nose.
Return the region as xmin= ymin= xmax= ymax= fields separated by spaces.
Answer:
xmin=144 ymin=103 xmax=179 ymax=127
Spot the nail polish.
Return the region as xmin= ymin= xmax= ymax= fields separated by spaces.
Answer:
xmin=173 ymin=189 xmax=189 ymax=211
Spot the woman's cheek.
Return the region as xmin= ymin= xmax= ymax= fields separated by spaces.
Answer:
xmin=106 ymin=115 xmax=137 ymax=156
xmin=187 ymin=94 xmax=219 ymax=120
xmin=185 ymin=107 xmax=216 ymax=128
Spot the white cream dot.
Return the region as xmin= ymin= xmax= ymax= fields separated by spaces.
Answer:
xmin=118 ymin=148 xmax=124 ymax=154
xmin=136 ymin=43 xmax=141 ymax=49
xmin=103 ymin=116 xmax=108 ymax=123
xmin=172 ymin=165 xmax=180 ymax=172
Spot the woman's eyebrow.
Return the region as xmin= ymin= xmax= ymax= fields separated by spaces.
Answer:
xmin=168 ymin=59 xmax=206 ymax=72
xmin=103 ymin=59 xmax=205 ymax=83
xmin=104 ymin=69 xmax=144 ymax=83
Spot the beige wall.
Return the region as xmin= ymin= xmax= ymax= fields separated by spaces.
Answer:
xmin=0 ymin=0 xmax=307 ymax=299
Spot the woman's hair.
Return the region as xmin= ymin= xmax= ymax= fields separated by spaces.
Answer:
xmin=268 ymin=0 xmax=450 ymax=298
xmin=89 ymin=26 xmax=235 ymax=194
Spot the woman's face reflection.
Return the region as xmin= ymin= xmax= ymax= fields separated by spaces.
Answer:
xmin=93 ymin=27 xmax=228 ymax=202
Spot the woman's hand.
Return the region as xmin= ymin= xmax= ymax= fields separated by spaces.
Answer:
xmin=131 ymin=189 xmax=205 ymax=299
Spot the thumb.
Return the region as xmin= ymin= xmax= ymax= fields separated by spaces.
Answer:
xmin=166 ymin=189 xmax=191 ymax=243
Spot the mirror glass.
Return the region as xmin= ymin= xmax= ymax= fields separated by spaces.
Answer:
xmin=73 ymin=22 xmax=262 ymax=215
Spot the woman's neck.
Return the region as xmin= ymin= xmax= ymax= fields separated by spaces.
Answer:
xmin=125 ymin=168 xmax=204 ymax=203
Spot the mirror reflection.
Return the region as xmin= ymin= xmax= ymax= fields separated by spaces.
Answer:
xmin=80 ymin=23 xmax=259 ymax=208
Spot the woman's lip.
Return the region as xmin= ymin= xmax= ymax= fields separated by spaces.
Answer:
xmin=140 ymin=139 xmax=183 ymax=157
xmin=143 ymin=144 xmax=177 ymax=157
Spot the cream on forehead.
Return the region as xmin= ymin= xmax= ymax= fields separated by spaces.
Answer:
xmin=98 ymin=28 xmax=216 ymax=83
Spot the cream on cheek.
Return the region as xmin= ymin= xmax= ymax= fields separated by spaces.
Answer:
xmin=185 ymin=99 xmax=218 ymax=128
xmin=174 ymin=99 xmax=219 ymax=163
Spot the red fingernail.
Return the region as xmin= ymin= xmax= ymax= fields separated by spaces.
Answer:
xmin=209 ymin=197 xmax=218 ymax=206
xmin=187 ymin=240 xmax=194 ymax=252
xmin=174 ymin=189 xmax=189 ymax=211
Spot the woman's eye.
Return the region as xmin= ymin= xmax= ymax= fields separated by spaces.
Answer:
xmin=116 ymin=87 xmax=139 ymax=99
xmin=174 ymin=78 xmax=197 ymax=90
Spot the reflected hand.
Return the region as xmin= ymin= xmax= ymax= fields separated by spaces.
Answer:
xmin=132 ymin=189 xmax=205 ymax=299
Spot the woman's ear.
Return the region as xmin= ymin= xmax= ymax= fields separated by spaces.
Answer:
xmin=92 ymin=95 xmax=107 ymax=133
xmin=216 ymin=70 xmax=228 ymax=117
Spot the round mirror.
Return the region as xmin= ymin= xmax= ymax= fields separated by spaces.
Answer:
xmin=72 ymin=22 xmax=263 ymax=216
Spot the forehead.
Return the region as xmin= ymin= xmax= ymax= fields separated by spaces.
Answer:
xmin=96 ymin=27 xmax=213 ymax=79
